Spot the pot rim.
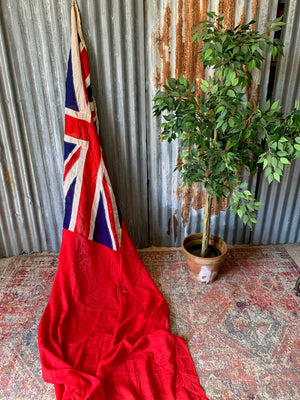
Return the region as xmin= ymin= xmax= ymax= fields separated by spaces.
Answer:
xmin=182 ymin=233 xmax=228 ymax=262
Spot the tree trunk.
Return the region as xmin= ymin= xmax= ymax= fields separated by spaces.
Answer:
xmin=201 ymin=193 xmax=212 ymax=257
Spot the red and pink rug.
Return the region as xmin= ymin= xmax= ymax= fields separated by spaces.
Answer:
xmin=0 ymin=246 xmax=299 ymax=399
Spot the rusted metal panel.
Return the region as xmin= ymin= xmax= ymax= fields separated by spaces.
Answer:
xmin=251 ymin=0 xmax=300 ymax=244
xmin=146 ymin=0 xmax=278 ymax=246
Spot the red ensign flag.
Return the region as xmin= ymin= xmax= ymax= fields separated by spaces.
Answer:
xmin=38 ymin=1 xmax=208 ymax=399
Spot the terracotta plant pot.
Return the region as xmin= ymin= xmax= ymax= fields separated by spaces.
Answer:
xmin=182 ymin=233 xmax=228 ymax=284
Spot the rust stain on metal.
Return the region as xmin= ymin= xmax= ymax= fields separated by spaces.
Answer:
xmin=152 ymin=30 xmax=161 ymax=89
xmin=153 ymin=65 xmax=161 ymax=90
xmin=175 ymin=0 xmax=184 ymax=76
xmin=245 ymin=75 xmax=261 ymax=103
xmin=211 ymin=196 xmax=230 ymax=215
xmin=4 ymin=170 xmax=16 ymax=191
xmin=239 ymin=6 xmax=246 ymax=26
xmin=218 ymin=0 xmax=235 ymax=28
xmin=223 ymin=0 xmax=236 ymax=29
xmin=190 ymin=183 xmax=229 ymax=215
xmin=167 ymin=217 xmax=171 ymax=236
xmin=179 ymin=181 xmax=230 ymax=228
xmin=181 ymin=184 xmax=193 ymax=228
xmin=159 ymin=3 xmax=172 ymax=88
xmin=174 ymin=0 xmax=209 ymax=95
xmin=191 ymin=183 xmax=205 ymax=211
xmin=167 ymin=211 xmax=179 ymax=242
xmin=251 ymin=0 xmax=259 ymax=21
xmin=173 ymin=211 xmax=178 ymax=242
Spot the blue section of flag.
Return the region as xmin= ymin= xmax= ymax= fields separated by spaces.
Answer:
xmin=64 ymin=177 xmax=76 ymax=229
xmin=86 ymin=85 xmax=93 ymax=103
xmin=65 ymin=51 xmax=79 ymax=111
xmin=64 ymin=141 xmax=76 ymax=161
xmin=93 ymin=193 xmax=113 ymax=248
xmin=117 ymin=205 xmax=123 ymax=229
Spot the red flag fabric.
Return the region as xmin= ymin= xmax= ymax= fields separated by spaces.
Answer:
xmin=38 ymin=2 xmax=208 ymax=399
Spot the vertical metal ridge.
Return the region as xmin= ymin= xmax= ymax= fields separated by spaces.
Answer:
xmin=272 ymin=0 xmax=300 ymax=112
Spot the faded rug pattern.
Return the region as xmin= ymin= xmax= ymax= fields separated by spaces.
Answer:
xmin=0 ymin=246 xmax=299 ymax=400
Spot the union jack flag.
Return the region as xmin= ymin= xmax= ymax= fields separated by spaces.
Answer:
xmin=38 ymin=2 xmax=207 ymax=398
xmin=63 ymin=1 xmax=122 ymax=251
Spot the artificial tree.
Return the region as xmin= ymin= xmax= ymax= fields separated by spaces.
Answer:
xmin=153 ymin=12 xmax=300 ymax=258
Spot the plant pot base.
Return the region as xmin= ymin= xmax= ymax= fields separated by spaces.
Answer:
xmin=182 ymin=234 xmax=228 ymax=284
xmin=189 ymin=266 xmax=219 ymax=284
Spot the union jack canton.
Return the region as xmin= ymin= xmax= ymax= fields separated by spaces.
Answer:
xmin=63 ymin=3 xmax=122 ymax=251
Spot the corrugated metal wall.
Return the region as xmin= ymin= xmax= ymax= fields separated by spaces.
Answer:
xmin=145 ymin=0 xmax=279 ymax=246
xmin=251 ymin=0 xmax=300 ymax=244
xmin=0 ymin=0 xmax=69 ymax=256
xmin=0 ymin=0 xmax=299 ymax=257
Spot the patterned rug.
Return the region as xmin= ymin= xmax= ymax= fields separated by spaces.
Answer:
xmin=0 ymin=246 xmax=299 ymax=399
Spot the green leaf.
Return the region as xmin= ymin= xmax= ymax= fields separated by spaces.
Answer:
xmin=243 ymin=215 xmax=249 ymax=224
xmin=251 ymin=44 xmax=258 ymax=53
xmin=201 ymin=79 xmax=209 ymax=87
xmin=183 ymin=77 xmax=189 ymax=88
xmin=221 ymin=122 xmax=228 ymax=133
xmin=227 ymin=89 xmax=235 ymax=97
xmin=192 ymin=33 xmax=198 ymax=43
xmin=279 ymin=137 xmax=288 ymax=143
xmin=271 ymin=100 xmax=280 ymax=110
xmin=264 ymin=99 xmax=270 ymax=111
xmin=254 ymin=202 xmax=263 ymax=207
xmin=249 ymin=59 xmax=255 ymax=72
xmin=228 ymin=117 xmax=235 ymax=127
xmin=180 ymin=151 xmax=189 ymax=159
xmin=265 ymin=167 xmax=272 ymax=177
xmin=274 ymin=172 xmax=280 ymax=182
xmin=206 ymin=11 xmax=216 ymax=18
xmin=211 ymin=84 xmax=218 ymax=94
xmin=247 ymin=203 xmax=254 ymax=211
xmin=230 ymin=71 xmax=236 ymax=82
xmin=204 ymin=48 xmax=213 ymax=59
xmin=239 ymin=182 xmax=248 ymax=189
xmin=190 ymin=82 xmax=196 ymax=93
xmin=216 ymin=105 xmax=225 ymax=113
xmin=237 ymin=209 xmax=243 ymax=218
xmin=216 ymin=69 xmax=223 ymax=80
xmin=215 ymin=42 xmax=222 ymax=53
xmin=280 ymin=157 xmax=290 ymax=165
